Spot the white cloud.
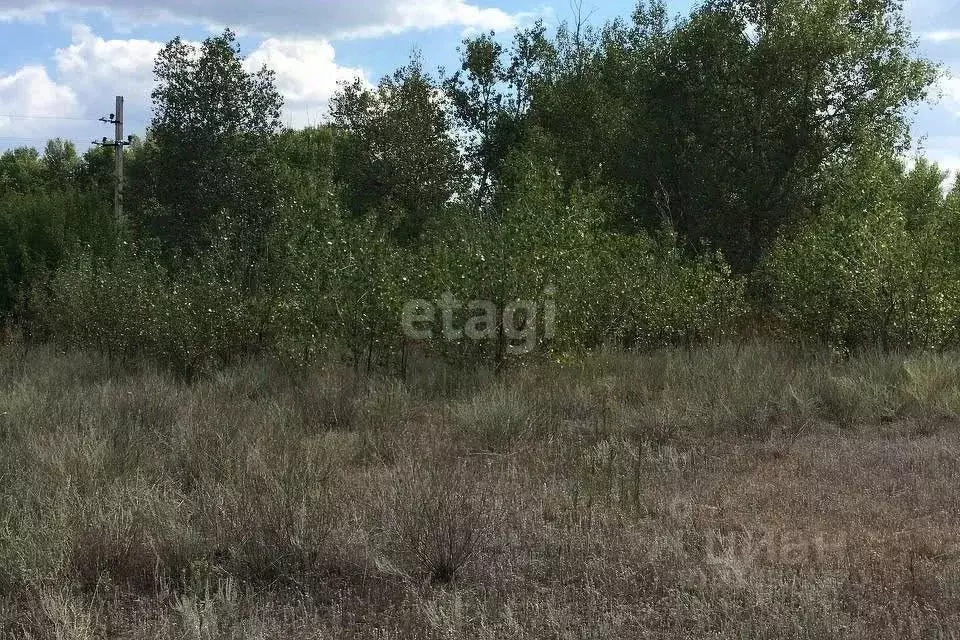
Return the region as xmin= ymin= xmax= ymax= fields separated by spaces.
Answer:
xmin=0 ymin=65 xmax=77 ymax=117
xmin=0 ymin=24 xmax=367 ymax=150
xmin=0 ymin=0 xmax=523 ymax=39
xmin=245 ymin=38 xmax=368 ymax=127
xmin=0 ymin=65 xmax=79 ymax=141
xmin=50 ymin=25 xmax=367 ymax=127
xmin=54 ymin=25 xmax=161 ymax=107
xmin=0 ymin=5 xmax=47 ymax=22
xmin=924 ymin=30 xmax=960 ymax=43
xmin=355 ymin=0 xmax=521 ymax=37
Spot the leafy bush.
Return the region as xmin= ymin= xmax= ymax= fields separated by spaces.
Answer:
xmin=31 ymin=151 xmax=748 ymax=373
xmin=761 ymin=155 xmax=960 ymax=350
xmin=581 ymin=227 xmax=748 ymax=349
xmin=381 ymin=148 xmax=748 ymax=363
xmin=0 ymin=188 xmax=114 ymax=322
xmin=33 ymin=244 xmax=258 ymax=375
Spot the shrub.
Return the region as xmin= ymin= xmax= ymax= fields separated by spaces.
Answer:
xmin=0 ymin=189 xmax=114 ymax=322
xmin=381 ymin=462 xmax=494 ymax=584
xmin=761 ymin=154 xmax=960 ymax=351
xmin=582 ymin=227 xmax=748 ymax=350
xmin=32 ymin=245 xmax=258 ymax=375
xmin=28 ymin=151 xmax=748 ymax=373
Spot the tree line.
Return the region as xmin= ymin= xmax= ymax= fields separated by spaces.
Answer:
xmin=2 ymin=0 xmax=959 ymax=373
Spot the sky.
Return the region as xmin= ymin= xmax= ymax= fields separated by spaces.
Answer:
xmin=0 ymin=0 xmax=958 ymax=181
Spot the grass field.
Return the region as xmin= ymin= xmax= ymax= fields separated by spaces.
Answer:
xmin=2 ymin=340 xmax=960 ymax=638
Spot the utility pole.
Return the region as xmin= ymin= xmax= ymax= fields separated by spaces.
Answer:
xmin=113 ymin=96 xmax=124 ymax=220
xmin=93 ymin=96 xmax=132 ymax=221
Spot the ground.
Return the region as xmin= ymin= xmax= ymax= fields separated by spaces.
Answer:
xmin=1 ymin=341 xmax=959 ymax=638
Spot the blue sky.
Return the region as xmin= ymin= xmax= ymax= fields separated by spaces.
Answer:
xmin=0 ymin=0 xmax=957 ymax=180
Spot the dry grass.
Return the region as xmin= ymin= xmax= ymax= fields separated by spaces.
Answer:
xmin=1 ymin=340 xmax=960 ymax=638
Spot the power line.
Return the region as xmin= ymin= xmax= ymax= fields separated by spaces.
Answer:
xmin=0 ymin=113 xmax=105 ymax=122
xmin=0 ymin=114 xmax=148 ymax=131
xmin=0 ymin=136 xmax=89 ymax=144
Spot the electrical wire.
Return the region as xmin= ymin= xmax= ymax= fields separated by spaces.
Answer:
xmin=0 ymin=114 xmax=105 ymax=122
xmin=0 ymin=136 xmax=88 ymax=144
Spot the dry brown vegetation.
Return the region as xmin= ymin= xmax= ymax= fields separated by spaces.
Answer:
xmin=2 ymin=341 xmax=960 ymax=638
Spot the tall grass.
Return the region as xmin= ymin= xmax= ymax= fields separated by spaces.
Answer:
xmin=1 ymin=340 xmax=960 ymax=637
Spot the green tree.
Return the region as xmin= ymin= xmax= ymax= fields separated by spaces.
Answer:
xmin=274 ymin=126 xmax=341 ymax=212
xmin=0 ymin=187 xmax=115 ymax=322
xmin=763 ymin=152 xmax=960 ymax=350
xmin=898 ymin=157 xmax=948 ymax=231
xmin=443 ymin=23 xmax=554 ymax=209
xmin=76 ymin=144 xmax=114 ymax=194
xmin=331 ymin=55 xmax=465 ymax=243
xmin=39 ymin=139 xmax=80 ymax=189
xmin=525 ymin=0 xmax=938 ymax=270
xmin=0 ymin=147 xmax=42 ymax=195
xmin=0 ymin=140 xmax=116 ymax=322
xmin=136 ymin=28 xmax=284 ymax=257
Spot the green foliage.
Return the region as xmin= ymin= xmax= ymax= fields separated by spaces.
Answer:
xmin=331 ymin=140 xmax=749 ymax=366
xmin=0 ymin=188 xmax=115 ymax=322
xmin=443 ymin=23 xmax=554 ymax=207
xmin=279 ymin=206 xmax=409 ymax=366
xmin=0 ymin=147 xmax=43 ymax=195
xmin=762 ymin=153 xmax=960 ymax=350
xmin=34 ymin=242 xmax=258 ymax=374
xmin=0 ymin=141 xmax=116 ymax=322
xmin=524 ymin=0 xmax=938 ymax=270
xmin=275 ymin=126 xmax=341 ymax=211
xmin=331 ymin=55 xmax=466 ymax=243
xmin=136 ymin=28 xmax=284 ymax=256
xmin=584 ymin=230 xmax=748 ymax=349
xmin=40 ymin=139 xmax=80 ymax=189
xmin=4 ymin=0 xmax=955 ymax=370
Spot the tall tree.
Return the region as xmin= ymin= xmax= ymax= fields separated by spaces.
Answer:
xmin=40 ymin=139 xmax=79 ymax=189
xmin=525 ymin=0 xmax=938 ymax=270
xmin=331 ymin=55 xmax=465 ymax=243
xmin=444 ymin=32 xmax=506 ymax=209
xmin=0 ymin=147 xmax=42 ymax=195
xmin=443 ymin=23 xmax=554 ymax=210
xmin=136 ymin=28 xmax=284 ymax=257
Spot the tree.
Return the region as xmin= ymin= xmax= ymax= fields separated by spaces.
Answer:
xmin=136 ymin=28 xmax=284 ymax=257
xmin=898 ymin=158 xmax=948 ymax=232
xmin=331 ymin=55 xmax=465 ymax=243
xmin=525 ymin=0 xmax=938 ymax=270
xmin=40 ymin=139 xmax=80 ymax=189
xmin=274 ymin=125 xmax=341 ymax=213
xmin=76 ymin=144 xmax=114 ymax=194
xmin=0 ymin=147 xmax=42 ymax=195
xmin=444 ymin=32 xmax=505 ymax=209
xmin=762 ymin=151 xmax=960 ymax=350
xmin=443 ymin=23 xmax=555 ymax=210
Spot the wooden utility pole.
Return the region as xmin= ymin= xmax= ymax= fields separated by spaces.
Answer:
xmin=94 ymin=96 xmax=132 ymax=220
xmin=113 ymin=96 xmax=124 ymax=220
